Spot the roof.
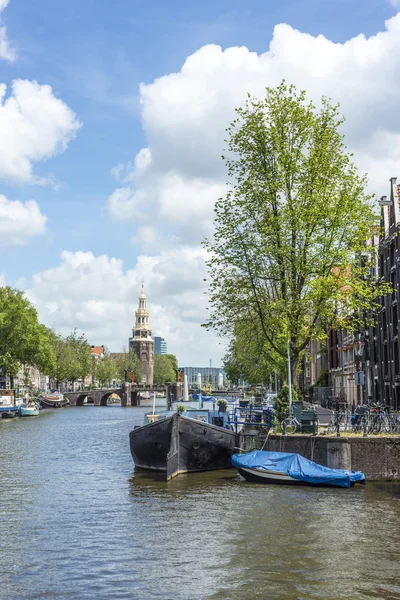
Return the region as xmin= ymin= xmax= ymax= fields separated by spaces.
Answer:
xmin=90 ymin=346 xmax=104 ymax=356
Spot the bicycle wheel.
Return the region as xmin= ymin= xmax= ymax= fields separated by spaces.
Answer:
xmin=379 ymin=416 xmax=390 ymax=434
xmin=327 ymin=422 xmax=336 ymax=435
xmin=281 ymin=417 xmax=297 ymax=434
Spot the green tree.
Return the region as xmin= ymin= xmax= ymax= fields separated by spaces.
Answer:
xmin=66 ymin=330 xmax=92 ymax=383
xmin=50 ymin=332 xmax=74 ymax=385
xmin=204 ymin=82 xmax=388 ymax=387
xmin=154 ymin=354 xmax=176 ymax=384
xmin=164 ymin=354 xmax=178 ymax=380
xmin=94 ymin=350 xmax=117 ymax=387
xmin=223 ymin=318 xmax=287 ymax=385
xmin=114 ymin=348 xmax=142 ymax=383
xmin=49 ymin=330 xmax=91 ymax=388
xmin=275 ymin=384 xmax=301 ymax=419
xmin=0 ymin=287 xmax=56 ymax=387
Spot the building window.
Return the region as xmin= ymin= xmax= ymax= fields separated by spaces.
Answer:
xmin=306 ymin=367 xmax=311 ymax=378
xmin=393 ymin=304 xmax=398 ymax=337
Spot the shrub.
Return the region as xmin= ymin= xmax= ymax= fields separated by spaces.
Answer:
xmin=275 ymin=385 xmax=302 ymax=419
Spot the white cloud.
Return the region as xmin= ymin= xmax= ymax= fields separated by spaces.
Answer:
xmin=108 ymin=13 xmax=400 ymax=257
xmin=33 ymin=14 xmax=400 ymax=364
xmin=0 ymin=194 xmax=47 ymax=245
xmin=0 ymin=79 xmax=81 ymax=184
xmin=0 ymin=0 xmax=15 ymax=62
xmin=27 ymin=249 xmax=225 ymax=365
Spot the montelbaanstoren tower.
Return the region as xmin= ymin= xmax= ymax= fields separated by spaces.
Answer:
xmin=130 ymin=282 xmax=154 ymax=385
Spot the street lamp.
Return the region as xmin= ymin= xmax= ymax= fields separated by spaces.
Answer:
xmin=354 ymin=336 xmax=365 ymax=406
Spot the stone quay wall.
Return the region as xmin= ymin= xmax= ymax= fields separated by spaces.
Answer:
xmin=265 ymin=435 xmax=400 ymax=480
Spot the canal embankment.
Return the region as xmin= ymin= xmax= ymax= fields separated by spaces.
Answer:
xmin=264 ymin=434 xmax=400 ymax=480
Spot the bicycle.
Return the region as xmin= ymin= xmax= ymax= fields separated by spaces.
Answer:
xmin=281 ymin=412 xmax=301 ymax=434
xmin=327 ymin=409 xmax=351 ymax=435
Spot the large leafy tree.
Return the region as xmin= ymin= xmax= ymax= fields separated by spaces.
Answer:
xmin=49 ymin=330 xmax=92 ymax=387
xmin=204 ymin=82 xmax=386 ymax=385
xmin=223 ymin=319 xmax=286 ymax=385
xmin=0 ymin=287 xmax=56 ymax=387
xmin=154 ymin=354 xmax=176 ymax=384
xmin=114 ymin=348 xmax=142 ymax=383
xmin=94 ymin=348 xmax=117 ymax=387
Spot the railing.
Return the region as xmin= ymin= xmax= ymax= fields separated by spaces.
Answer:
xmin=325 ymin=405 xmax=400 ymax=436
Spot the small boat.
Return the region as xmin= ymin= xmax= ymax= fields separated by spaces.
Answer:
xmin=130 ymin=409 xmax=238 ymax=480
xmin=39 ymin=392 xmax=66 ymax=408
xmin=0 ymin=391 xmax=18 ymax=418
xmin=232 ymin=450 xmax=365 ymax=488
xmin=18 ymin=403 xmax=40 ymax=417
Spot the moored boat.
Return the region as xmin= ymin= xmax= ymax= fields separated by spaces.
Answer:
xmin=130 ymin=409 xmax=238 ymax=480
xmin=0 ymin=391 xmax=18 ymax=418
xmin=232 ymin=450 xmax=365 ymax=488
xmin=18 ymin=403 xmax=40 ymax=416
xmin=39 ymin=392 xmax=66 ymax=408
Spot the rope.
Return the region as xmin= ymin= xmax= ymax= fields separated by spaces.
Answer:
xmin=310 ymin=435 xmax=316 ymax=462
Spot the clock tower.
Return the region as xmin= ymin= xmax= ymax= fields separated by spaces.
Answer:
xmin=130 ymin=282 xmax=154 ymax=385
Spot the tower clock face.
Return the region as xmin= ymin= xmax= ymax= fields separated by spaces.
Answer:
xmin=141 ymin=330 xmax=148 ymax=338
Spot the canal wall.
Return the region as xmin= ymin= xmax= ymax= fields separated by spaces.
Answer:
xmin=265 ymin=435 xmax=400 ymax=480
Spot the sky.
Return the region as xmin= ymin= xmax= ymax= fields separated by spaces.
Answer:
xmin=1 ymin=0 xmax=400 ymax=367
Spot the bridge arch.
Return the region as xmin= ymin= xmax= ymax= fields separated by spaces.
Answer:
xmin=76 ymin=394 xmax=88 ymax=406
xmin=100 ymin=392 xmax=113 ymax=406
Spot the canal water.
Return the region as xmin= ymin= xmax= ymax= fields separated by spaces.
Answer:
xmin=1 ymin=406 xmax=400 ymax=600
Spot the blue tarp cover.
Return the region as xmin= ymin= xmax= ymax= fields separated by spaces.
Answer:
xmin=192 ymin=393 xmax=215 ymax=401
xmin=232 ymin=450 xmax=365 ymax=488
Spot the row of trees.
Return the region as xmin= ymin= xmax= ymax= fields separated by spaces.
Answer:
xmin=0 ymin=286 xmax=178 ymax=389
xmin=205 ymin=82 xmax=389 ymax=388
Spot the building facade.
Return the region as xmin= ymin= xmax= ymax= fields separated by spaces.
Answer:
xmin=129 ymin=283 xmax=154 ymax=385
xmin=154 ymin=336 xmax=167 ymax=355
xmin=180 ymin=366 xmax=226 ymax=387
xmin=376 ymin=178 xmax=400 ymax=409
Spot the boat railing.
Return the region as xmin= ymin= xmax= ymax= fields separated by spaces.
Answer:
xmin=230 ymin=405 xmax=275 ymax=433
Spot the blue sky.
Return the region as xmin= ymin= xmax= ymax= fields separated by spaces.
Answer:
xmin=1 ymin=0 xmax=400 ymax=363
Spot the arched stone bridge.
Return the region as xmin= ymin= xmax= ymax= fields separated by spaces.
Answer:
xmin=63 ymin=383 xmax=179 ymax=407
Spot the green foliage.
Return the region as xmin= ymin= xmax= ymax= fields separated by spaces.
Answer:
xmin=315 ymin=368 xmax=329 ymax=387
xmin=49 ymin=329 xmax=91 ymax=385
xmin=216 ymin=398 xmax=228 ymax=408
xmin=223 ymin=319 xmax=287 ymax=385
xmin=114 ymin=349 xmax=142 ymax=383
xmin=176 ymin=403 xmax=185 ymax=414
xmin=309 ymin=367 xmax=329 ymax=397
xmin=94 ymin=349 xmax=117 ymax=386
xmin=275 ymin=384 xmax=301 ymax=419
xmin=154 ymin=354 xmax=176 ymax=384
xmin=164 ymin=354 xmax=178 ymax=375
xmin=0 ymin=287 xmax=56 ymax=384
xmin=204 ymin=82 xmax=389 ymax=386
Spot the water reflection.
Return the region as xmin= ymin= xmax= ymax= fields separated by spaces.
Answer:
xmin=0 ymin=408 xmax=399 ymax=599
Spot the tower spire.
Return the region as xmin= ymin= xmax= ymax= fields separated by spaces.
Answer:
xmin=130 ymin=283 xmax=154 ymax=384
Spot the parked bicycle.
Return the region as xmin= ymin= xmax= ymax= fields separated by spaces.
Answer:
xmin=327 ymin=409 xmax=352 ymax=435
xmin=281 ymin=411 xmax=301 ymax=434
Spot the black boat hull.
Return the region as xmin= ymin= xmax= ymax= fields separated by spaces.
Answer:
xmin=130 ymin=413 xmax=238 ymax=480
